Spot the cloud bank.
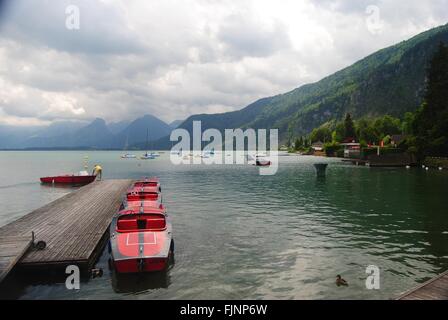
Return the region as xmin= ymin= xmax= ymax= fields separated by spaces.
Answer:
xmin=0 ymin=0 xmax=447 ymax=126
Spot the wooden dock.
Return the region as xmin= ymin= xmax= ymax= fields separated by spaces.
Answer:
xmin=0 ymin=179 xmax=132 ymax=278
xmin=0 ymin=235 xmax=32 ymax=283
xmin=397 ymin=271 xmax=448 ymax=300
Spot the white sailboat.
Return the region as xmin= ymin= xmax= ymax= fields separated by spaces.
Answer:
xmin=121 ymin=134 xmax=136 ymax=158
xmin=141 ymin=128 xmax=156 ymax=160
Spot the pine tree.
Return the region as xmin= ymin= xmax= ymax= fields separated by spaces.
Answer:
xmin=344 ymin=113 xmax=357 ymax=141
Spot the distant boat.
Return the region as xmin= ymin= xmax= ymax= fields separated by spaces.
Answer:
xmin=140 ymin=128 xmax=158 ymax=160
xmin=141 ymin=152 xmax=155 ymax=160
xmin=121 ymin=153 xmax=136 ymax=159
xmin=248 ymin=155 xmax=271 ymax=167
xmin=255 ymin=159 xmax=271 ymax=167
xmin=202 ymin=148 xmax=215 ymax=158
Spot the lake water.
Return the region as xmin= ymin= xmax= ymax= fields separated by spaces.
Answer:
xmin=0 ymin=151 xmax=447 ymax=300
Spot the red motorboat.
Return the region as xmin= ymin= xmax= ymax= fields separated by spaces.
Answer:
xmin=40 ymin=171 xmax=96 ymax=185
xmin=133 ymin=177 xmax=161 ymax=192
xmin=109 ymin=207 xmax=173 ymax=273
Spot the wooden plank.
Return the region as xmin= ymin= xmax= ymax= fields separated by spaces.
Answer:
xmin=397 ymin=271 xmax=448 ymax=300
xmin=0 ymin=179 xmax=132 ymax=270
xmin=0 ymin=235 xmax=32 ymax=283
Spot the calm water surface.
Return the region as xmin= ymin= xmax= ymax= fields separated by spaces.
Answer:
xmin=0 ymin=151 xmax=447 ymax=299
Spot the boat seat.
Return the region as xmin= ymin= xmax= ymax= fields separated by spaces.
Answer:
xmin=146 ymin=218 xmax=166 ymax=230
xmin=117 ymin=219 xmax=138 ymax=231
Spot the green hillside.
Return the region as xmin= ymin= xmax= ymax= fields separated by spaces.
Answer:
xmin=177 ymin=23 xmax=448 ymax=142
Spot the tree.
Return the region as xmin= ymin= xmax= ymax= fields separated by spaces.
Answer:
xmin=344 ymin=113 xmax=357 ymax=141
xmin=401 ymin=112 xmax=415 ymax=135
xmin=412 ymin=42 xmax=448 ymax=157
xmin=332 ymin=122 xmax=345 ymax=143
xmin=356 ymin=118 xmax=379 ymax=145
xmin=374 ymin=115 xmax=401 ymax=138
xmin=294 ymin=138 xmax=301 ymax=150
xmin=304 ymin=137 xmax=310 ymax=148
xmin=310 ymin=126 xmax=332 ymax=143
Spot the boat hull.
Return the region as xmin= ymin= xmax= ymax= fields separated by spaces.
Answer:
xmin=255 ymin=160 xmax=271 ymax=167
xmin=40 ymin=175 xmax=96 ymax=185
xmin=113 ymin=256 xmax=170 ymax=273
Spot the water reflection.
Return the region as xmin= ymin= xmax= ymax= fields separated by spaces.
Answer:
xmin=0 ymin=268 xmax=91 ymax=300
xmin=111 ymin=270 xmax=171 ymax=294
xmin=109 ymin=257 xmax=174 ymax=294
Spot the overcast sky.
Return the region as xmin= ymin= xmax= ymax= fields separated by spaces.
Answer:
xmin=0 ymin=0 xmax=447 ymax=126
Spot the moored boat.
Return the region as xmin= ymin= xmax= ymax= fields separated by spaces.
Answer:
xmin=140 ymin=152 xmax=155 ymax=160
xmin=121 ymin=153 xmax=137 ymax=159
xmin=109 ymin=207 xmax=173 ymax=273
xmin=123 ymin=181 xmax=163 ymax=209
xmin=255 ymin=159 xmax=272 ymax=167
xmin=40 ymin=171 xmax=96 ymax=185
xmin=140 ymin=129 xmax=160 ymax=159
xmin=248 ymin=155 xmax=272 ymax=167
xmin=133 ymin=177 xmax=161 ymax=191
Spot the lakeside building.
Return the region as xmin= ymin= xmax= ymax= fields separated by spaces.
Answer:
xmin=340 ymin=138 xmax=361 ymax=158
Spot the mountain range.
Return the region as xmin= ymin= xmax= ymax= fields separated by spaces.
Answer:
xmin=1 ymin=24 xmax=448 ymax=150
xmin=0 ymin=115 xmax=172 ymax=149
